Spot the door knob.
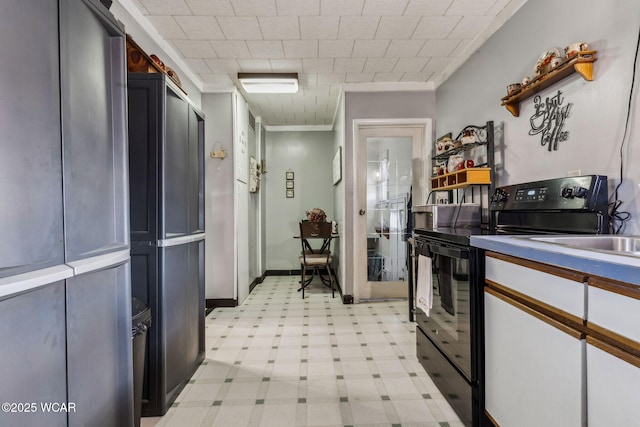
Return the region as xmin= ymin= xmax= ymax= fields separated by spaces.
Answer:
xmin=359 ymin=209 xmax=366 ymax=215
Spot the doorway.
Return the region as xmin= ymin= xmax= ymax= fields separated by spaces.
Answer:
xmin=353 ymin=120 xmax=430 ymax=302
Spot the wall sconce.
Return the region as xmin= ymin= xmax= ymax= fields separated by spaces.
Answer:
xmin=237 ymin=73 xmax=299 ymax=94
xmin=210 ymin=141 xmax=226 ymax=159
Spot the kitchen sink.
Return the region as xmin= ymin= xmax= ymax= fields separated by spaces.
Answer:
xmin=521 ymin=236 xmax=640 ymax=256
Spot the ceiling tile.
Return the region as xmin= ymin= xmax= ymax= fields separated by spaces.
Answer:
xmin=375 ymin=16 xmax=421 ymax=39
xmin=147 ymin=16 xmax=187 ymax=39
xmin=404 ymin=0 xmax=453 ymax=16
xmin=204 ymin=58 xmax=240 ymax=73
xmin=418 ymin=39 xmax=461 ymax=57
xmin=259 ymin=17 xmax=301 ymax=40
xmin=211 ymin=41 xmax=252 ymax=58
xmin=373 ymin=72 xmax=404 ymax=81
xmin=385 ymin=39 xmax=425 ymax=57
xmin=352 ymin=40 xmax=390 ymax=57
xmin=300 ymin=16 xmax=339 ymax=39
xmin=276 ymin=0 xmax=320 ymax=16
xmin=199 ymin=73 xmax=234 ymax=84
xmin=345 ymin=72 xmax=375 ymax=82
xmin=451 ymin=38 xmax=473 ymax=56
xmin=172 ymin=40 xmax=217 ymax=58
xmin=422 ymin=56 xmax=452 ymax=72
xmin=446 ymin=0 xmax=495 ymax=16
xmin=270 ymin=59 xmax=303 ymax=71
xmin=182 ymin=58 xmax=212 ymax=73
xmin=129 ymin=0 xmax=149 ymax=15
xmin=363 ymin=57 xmax=399 ymax=73
xmin=185 ymin=0 xmax=235 ymax=15
xmin=338 ymin=16 xmax=380 ymax=39
xmin=217 ymin=17 xmax=263 ymax=39
xmin=486 ymin=0 xmax=513 ymax=16
xmin=237 ymin=59 xmax=273 ymax=71
xmin=333 ymin=58 xmax=366 ymax=73
xmin=401 ymin=71 xmax=433 ymax=81
xmin=448 ymin=15 xmax=493 ymax=38
xmin=361 ymin=0 xmax=408 ymax=16
xmin=318 ymin=40 xmax=354 ymax=58
xmin=230 ymin=0 xmax=277 ymax=16
xmin=320 ymin=0 xmax=364 ymax=15
xmin=139 ymin=0 xmax=191 ymax=15
xmin=283 ymin=40 xmax=319 ymax=58
xmin=175 ymin=16 xmax=225 ymax=40
xmin=246 ymin=40 xmax=285 ymax=58
xmin=412 ymin=16 xmax=460 ymax=39
xmin=317 ymin=73 xmax=347 ymax=85
xmin=302 ymin=58 xmax=334 ymax=73
xmin=300 ymin=73 xmax=318 ymax=87
xmin=393 ymin=57 xmax=428 ymax=72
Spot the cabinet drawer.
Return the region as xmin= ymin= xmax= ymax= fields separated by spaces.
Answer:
xmin=486 ymin=253 xmax=586 ymax=318
xmin=588 ymin=277 xmax=640 ymax=348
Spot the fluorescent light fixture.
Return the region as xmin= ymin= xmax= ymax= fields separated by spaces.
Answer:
xmin=238 ymin=73 xmax=299 ymax=94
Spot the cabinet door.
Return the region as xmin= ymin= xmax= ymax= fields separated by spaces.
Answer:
xmin=0 ymin=282 xmax=67 ymax=427
xmin=188 ymin=107 xmax=205 ymax=234
xmin=587 ymin=338 xmax=640 ymax=426
xmin=484 ymin=289 xmax=584 ymax=427
xmin=66 ymin=260 xmax=133 ymax=427
xmin=60 ymin=0 xmax=128 ymax=261
xmin=162 ymin=87 xmax=189 ymax=238
xmin=0 ymin=0 xmax=64 ymax=277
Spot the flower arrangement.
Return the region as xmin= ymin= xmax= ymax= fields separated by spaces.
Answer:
xmin=305 ymin=207 xmax=327 ymax=222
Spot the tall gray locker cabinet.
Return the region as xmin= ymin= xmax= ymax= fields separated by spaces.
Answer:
xmin=0 ymin=0 xmax=133 ymax=426
xmin=128 ymin=73 xmax=206 ymax=416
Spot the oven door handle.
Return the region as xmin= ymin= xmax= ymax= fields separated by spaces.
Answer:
xmin=428 ymin=243 xmax=469 ymax=259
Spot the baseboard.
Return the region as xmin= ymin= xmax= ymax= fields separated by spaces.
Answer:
xmin=265 ymin=269 xmax=301 ymax=276
xmin=206 ymin=298 xmax=236 ymax=309
xmin=249 ymin=272 xmax=267 ymax=292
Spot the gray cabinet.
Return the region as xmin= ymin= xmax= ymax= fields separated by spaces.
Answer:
xmin=0 ymin=0 xmax=133 ymax=426
xmin=128 ymin=73 xmax=205 ymax=416
xmin=0 ymin=0 xmax=64 ymax=278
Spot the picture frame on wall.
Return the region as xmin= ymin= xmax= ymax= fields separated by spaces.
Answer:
xmin=286 ymin=171 xmax=294 ymax=180
xmin=286 ymin=189 xmax=294 ymax=198
xmin=286 ymin=180 xmax=294 ymax=189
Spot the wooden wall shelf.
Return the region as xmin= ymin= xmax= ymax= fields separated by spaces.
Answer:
xmin=501 ymin=50 xmax=598 ymax=117
xmin=430 ymin=167 xmax=491 ymax=191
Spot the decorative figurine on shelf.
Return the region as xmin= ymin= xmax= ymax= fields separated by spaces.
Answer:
xmin=305 ymin=208 xmax=327 ymax=222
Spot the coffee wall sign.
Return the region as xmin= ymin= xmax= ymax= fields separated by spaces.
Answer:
xmin=529 ymin=90 xmax=573 ymax=151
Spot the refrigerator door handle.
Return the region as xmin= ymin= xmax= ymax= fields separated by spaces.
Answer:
xmin=0 ymin=264 xmax=74 ymax=300
xmin=66 ymin=249 xmax=130 ymax=276
xmin=158 ymin=232 xmax=206 ymax=247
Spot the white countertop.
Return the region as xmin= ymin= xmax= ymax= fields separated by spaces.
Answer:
xmin=471 ymin=235 xmax=640 ymax=285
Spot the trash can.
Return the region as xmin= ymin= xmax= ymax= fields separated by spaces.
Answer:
xmin=132 ymin=298 xmax=152 ymax=427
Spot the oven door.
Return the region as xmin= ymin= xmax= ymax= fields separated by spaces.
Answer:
xmin=415 ymin=239 xmax=474 ymax=380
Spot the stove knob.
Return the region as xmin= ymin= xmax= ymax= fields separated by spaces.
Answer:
xmin=573 ymin=186 xmax=588 ymax=198
xmin=561 ymin=187 xmax=574 ymax=198
xmin=491 ymin=190 xmax=508 ymax=203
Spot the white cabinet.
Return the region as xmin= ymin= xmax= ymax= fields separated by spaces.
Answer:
xmin=586 ymin=277 xmax=640 ymax=426
xmin=586 ymin=338 xmax=640 ymax=426
xmin=484 ymin=254 xmax=586 ymax=427
xmin=484 ymin=252 xmax=640 ymax=426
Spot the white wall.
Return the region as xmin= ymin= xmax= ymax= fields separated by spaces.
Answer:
xmin=436 ymin=0 xmax=640 ymax=234
xmin=333 ymin=94 xmax=346 ymax=290
xmin=265 ymin=131 xmax=335 ymax=270
xmin=202 ymin=93 xmax=235 ymax=300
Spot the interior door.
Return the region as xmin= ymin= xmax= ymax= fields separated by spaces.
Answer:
xmin=354 ymin=123 xmax=429 ymax=302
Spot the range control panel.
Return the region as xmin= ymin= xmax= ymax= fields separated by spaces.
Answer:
xmin=490 ymin=175 xmax=608 ymax=213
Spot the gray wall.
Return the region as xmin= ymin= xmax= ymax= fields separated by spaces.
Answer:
xmin=436 ymin=0 xmax=640 ymax=234
xmin=265 ymin=131 xmax=335 ymax=270
xmin=342 ymin=90 xmax=436 ymax=297
xmin=202 ymin=93 xmax=235 ymax=300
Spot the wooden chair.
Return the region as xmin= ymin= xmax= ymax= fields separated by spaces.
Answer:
xmin=298 ymin=221 xmax=335 ymax=299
